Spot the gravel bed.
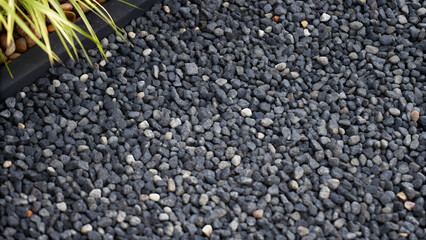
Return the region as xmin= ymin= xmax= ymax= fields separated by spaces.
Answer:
xmin=1 ymin=0 xmax=425 ymax=239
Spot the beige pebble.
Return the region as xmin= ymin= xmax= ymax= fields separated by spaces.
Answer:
xmin=5 ymin=40 xmax=16 ymax=56
xmin=301 ymin=20 xmax=308 ymax=28
xmin=61 ymin=3 xmax=73 ymax=11
xmin=163 ymin=5 xmax=170 ymax=13
xmin=252 ymin=209 xmax=264 ymax=218
xmin=128 ymin=32 xmax=136 ymax=39
xmin=167 ymin=179 xmax=176 ymax=192
xmin=18 ymin=123 xmax=25 ymax=129
xmin=137 ymin=92 xmax=145 ymax=99
xmin=410 ymin=110 xmax=419 ymax=122
xmin=397 ymin=192 xmax=407 ymax=202
xmin=3 ymin=160 xmax=12 ymax=168
xmin=81 ymin=224 xmax=92 ymax=234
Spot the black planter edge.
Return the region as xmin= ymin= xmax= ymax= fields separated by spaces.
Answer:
xmin=0 ymin=0 xmax=160 ymax=101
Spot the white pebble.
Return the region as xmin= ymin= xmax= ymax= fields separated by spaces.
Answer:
xmin=202 ymin=225 xmax=213 ymax=237
xmin=231 ymin=155 xmax=241 ymax=166
xmin=199 ymin=193 xmax=209 ymax=206
xmin=100 ymin=136 xmax=108 ymax=145
xmin=320 ymin=13 xmax=331 ymax=22
xmin=117 ymin=211 xmax=126 ymax=223
xmin=80 ymin=74 xmax=89 ymax=82
xmin=128 ymin=32 xmax=136 ymax=39
xmin=89 ymin=189 xmax=102 ymax=198
xmin=241 ymin=108 xmax=252 ymax=117
xmin=319 ymin=186 xmax=331 ymax=199
xmin=304 ymin=29 xmax=311 ymax=37
xmin=106 ymin=87 xmax=115 ymax=96
xmin=159 ymin=213 xmax=169 ymax=221
xmin=169 ymin=118 xmax=182 ymax=128
xmin=149 ymin=193 xmax=160 ymax=202
xmin=163 ymin=5 xmax=170 ymax=13
xmin=129 ymin=216 xmax=141 ymax=226
xmin=143 ymin=49 xmax=152 ymax=57
xmin=81 ymin=224 xmax=93 ymax=234
xmin=52 ymin=80 xmax=61 ymax=87
xmin=56 ymin=202 xmax=67 ymax=212
xmin=138 ymin=120 xmax=150 ymax=129
xmin=126 ymin=154 xmax=135 ymax=164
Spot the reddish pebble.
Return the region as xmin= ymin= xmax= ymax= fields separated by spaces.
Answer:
xmin=27 ymin=210 xmax=33 ymax=218
xmin=410 ymin=110 xmax=419 ymax=122
xmin=252 ymin=209 xmax=264 ymax=218
xmin=404 ymin=201 xmax=415 ymax=211
xmin=273 ymin=16 xmax=279 ymax=23
xmin=139 ymin=194 xmax=149 ymax=202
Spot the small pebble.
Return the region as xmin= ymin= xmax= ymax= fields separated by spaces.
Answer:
xmin=139 ymin=194 xmax=149 ymax=202
xmin=149 ymin=193 xmax=160 ymax=202
xmin=81 ymin=224 xmax=93 ymax=234
xmin=404 ymin=201 xmax=415 ymax=211
xmin=56 ymin=202 xmax=67 ymax=212
xmin=317 ymin=56 xmax=329 ymax=66
xmin=410 ymin=110 xmax=419 ymax=122
xmin=253 ymin=209 xmax=264 ymax=218
xmin=80 ymin=74 xmax=89 ymax=82
xmin=397 ymin=192 xmax=407 ymax=201
xmin=241 ymin=108 xmax=252 ymax=117
xmin=163 ymin=5 xmax=170 ymax=13
xmin=106 ymin=87 xmax=115 ymax=96
xmin=3 ymin=160 xmax=12 ymax=168
xmin=320 ymin=13 xmax=331 ymax=22
xmin=202 ymin=225 xmax=213 ymax=237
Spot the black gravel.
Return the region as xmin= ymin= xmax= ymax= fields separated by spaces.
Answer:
xmin=1 ymin=0 xmax=426 ymax=239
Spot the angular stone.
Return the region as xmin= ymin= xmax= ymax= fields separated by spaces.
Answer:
xmin=185 ymin=63 xmax=198 ymax=75
xmin=320 ymin=13 xmax=331 ymax=22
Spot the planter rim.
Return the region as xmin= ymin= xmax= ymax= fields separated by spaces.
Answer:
xmin=0 ymin=0 xmax=159 ymax=101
